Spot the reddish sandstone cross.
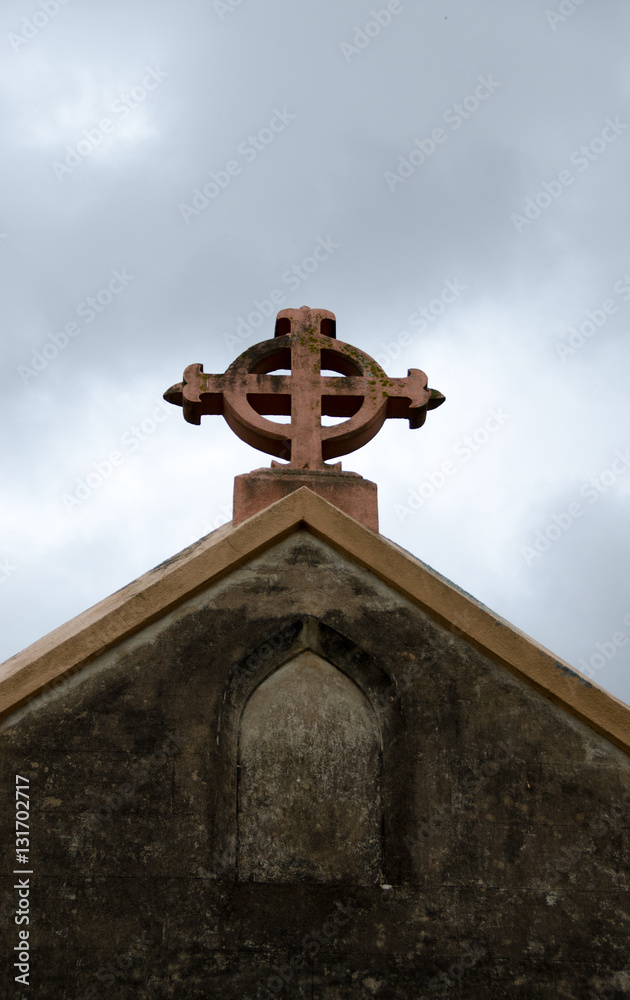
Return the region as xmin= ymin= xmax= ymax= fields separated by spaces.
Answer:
xmin=164 ymin=306 xmax=445 ymax=470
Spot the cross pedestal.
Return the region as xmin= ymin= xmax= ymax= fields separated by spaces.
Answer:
xmin=233 ymin=466 xmax=378 ymax=530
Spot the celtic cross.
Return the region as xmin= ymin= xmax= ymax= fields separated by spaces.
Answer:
xmin=164 ymin=306 xmax=444 ymax=471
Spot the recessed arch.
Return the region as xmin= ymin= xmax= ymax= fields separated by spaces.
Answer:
xmin=237 ymin=650 xmax=382 ymax=883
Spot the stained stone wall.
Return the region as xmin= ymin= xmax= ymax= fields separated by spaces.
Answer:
xmin=1 ymin=530 xmax=629 ymax=999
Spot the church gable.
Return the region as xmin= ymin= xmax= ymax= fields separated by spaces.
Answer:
xmin=0 ymin=488 xmax=630 ymax=752
xmin=2 ymin=488 xmax=628 ymax=758
xmin=1 ymin=526 xmax=629 ymax=996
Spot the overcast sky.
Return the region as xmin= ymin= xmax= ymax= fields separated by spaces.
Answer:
xmin=1 ymin=0 xmax=629 ymax=706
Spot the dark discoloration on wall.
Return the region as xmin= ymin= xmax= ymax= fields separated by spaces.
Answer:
xmin=0 ymin=532 xmax=629 ymax=999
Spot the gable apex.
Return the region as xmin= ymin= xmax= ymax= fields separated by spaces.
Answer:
xmin=1 ymin=486 xmax=629 ymax=755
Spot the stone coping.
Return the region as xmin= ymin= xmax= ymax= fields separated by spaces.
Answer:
xmin=1 ymin=488 xmax=629 ymax=755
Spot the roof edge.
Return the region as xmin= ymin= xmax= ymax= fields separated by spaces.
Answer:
xmin=1 ymin=488 xmax=629 ymax=756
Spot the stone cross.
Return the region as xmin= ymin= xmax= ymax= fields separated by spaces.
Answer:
xmin=164 ymin=306 xmax=444 ymax=471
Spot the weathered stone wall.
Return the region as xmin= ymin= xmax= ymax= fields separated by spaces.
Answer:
xmin=1 ymin=531 xmax=629 ymax=999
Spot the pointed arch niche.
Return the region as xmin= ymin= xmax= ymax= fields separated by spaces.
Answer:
xmin=237 ymin=650 xmax=382 ymax=883
xmin=210 ymin=617 xmax=411 ymax=885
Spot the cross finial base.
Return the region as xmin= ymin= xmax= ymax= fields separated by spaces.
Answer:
xmin=233 ymin=467 xmax=378 ymax=531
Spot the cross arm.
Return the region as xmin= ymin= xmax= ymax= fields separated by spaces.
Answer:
xmin=385 ymin=369 xmax=445 ymax=427
xmin=163 ymin=363 xmax=225 ymax=425
xmin=164 ymin=363 xmax=296 ymax=424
